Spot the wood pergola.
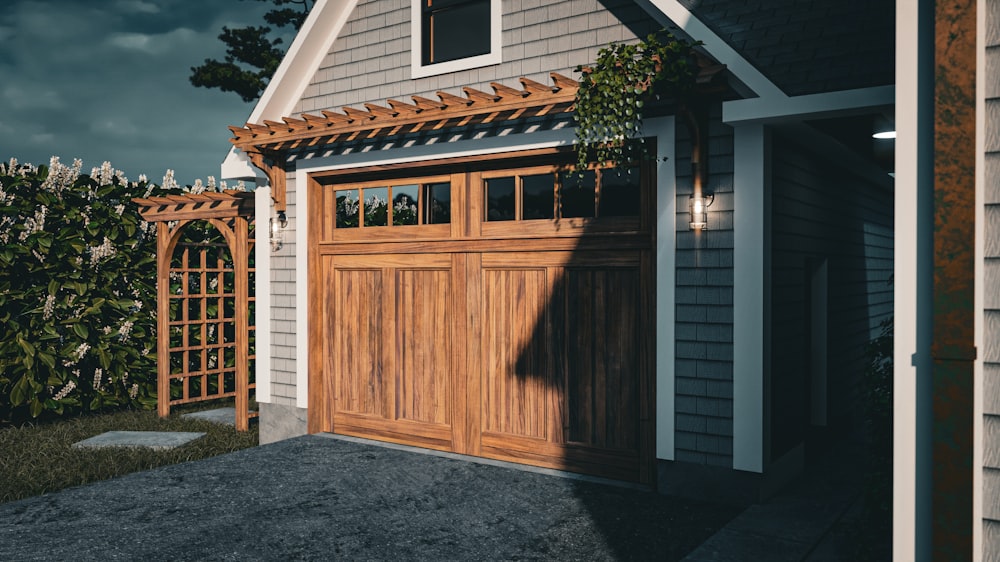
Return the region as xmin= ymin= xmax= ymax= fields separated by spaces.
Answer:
xmin=228 ymin=66 xmax=726 ymax=213
xmin=133 ymin=191 xmax=257 ymax=431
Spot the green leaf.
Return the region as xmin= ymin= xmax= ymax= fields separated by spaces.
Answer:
xmin=29 ymin=398 xmax=43 ymax=418
xmin=72 ymin=323 xmax=89 ymax=339
xmin=10 ymin=376 xmax=28 ymax=405
xmin=16 ymin=335 xmax=35 ymax=357
xmin=37 ymin=351 xmax=56 ymax=369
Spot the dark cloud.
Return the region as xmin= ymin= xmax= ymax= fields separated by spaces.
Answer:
xmin=0 ymin=0 xmax=276 ymax=186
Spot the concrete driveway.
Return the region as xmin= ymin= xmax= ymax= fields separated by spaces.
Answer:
xmin=0 ymin=434 xmax=740 ymax=561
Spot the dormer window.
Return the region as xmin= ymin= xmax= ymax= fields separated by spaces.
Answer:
xmin=411 ymin=0 xmax=501 ymax=78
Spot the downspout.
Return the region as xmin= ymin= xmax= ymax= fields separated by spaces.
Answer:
xmin=930 ymin=0 xmax=977 ymax=557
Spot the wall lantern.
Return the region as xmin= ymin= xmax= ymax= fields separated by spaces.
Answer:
xmin=689 ymin=194 xmax=714 ymax=230
xmin=270 ymin=210 xmax=287 ymax=252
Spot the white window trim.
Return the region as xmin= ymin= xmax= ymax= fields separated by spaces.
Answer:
xmin=410 ymin=0 xmax=502 ymax=79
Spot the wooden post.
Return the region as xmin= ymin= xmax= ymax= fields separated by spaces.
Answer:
xmin=234 ymin=216 xmax=250 ymax=432
xmin=156 ymin=222 xmax=171 ymax=418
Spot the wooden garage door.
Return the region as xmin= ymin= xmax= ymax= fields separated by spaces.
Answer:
xmin=309 ymin=158 xmax=655 ymax=483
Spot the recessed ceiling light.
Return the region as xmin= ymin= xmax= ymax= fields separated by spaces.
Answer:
xmin=873 ymin=130 xmax=896 ymax=139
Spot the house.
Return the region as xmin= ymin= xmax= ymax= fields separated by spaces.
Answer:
xmin=221 ymin=0 xmax=900 ymax=533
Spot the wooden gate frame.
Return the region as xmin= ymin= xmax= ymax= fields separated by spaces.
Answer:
xmin=133 ymin=191 xmax=256 ymax=431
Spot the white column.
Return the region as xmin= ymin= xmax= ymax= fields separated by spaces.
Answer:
xmin=254 ymin=186 xmax=272 ymax=403
xmin=651 ymin=116 xmax=677 ymax=460
xmin=895 ymin=1 xmax=934 ymax=559
xmin=732 ymin=123 xmax=768 ymax=473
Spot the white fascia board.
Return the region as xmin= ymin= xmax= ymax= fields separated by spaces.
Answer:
xmin=637 ymin=0 xmax=787 ymax=101
xmin=222 ymin=0 xmax=359 ymax=180
xmin=723 ymin=85 xmax=896 ymax=125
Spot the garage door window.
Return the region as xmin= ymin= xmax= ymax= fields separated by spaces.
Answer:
xmin=484 ymin=167 xmax=639 ymax=222
xmin=335 ymin=181 xmax=451 ymax=229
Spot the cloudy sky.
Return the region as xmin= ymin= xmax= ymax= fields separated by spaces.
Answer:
xmin=0 ymin=0 xmax=285 ymax=186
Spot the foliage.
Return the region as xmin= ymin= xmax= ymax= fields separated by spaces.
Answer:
xmin=574 ymin=31 xmax=701 ymax=171
xmin=190 ymin=0 xmax=315 ymax=102
xmin=0 ymin=158 xmax=243 ymax=425
xmin=858 ymin=312 xmax=893 ymax=556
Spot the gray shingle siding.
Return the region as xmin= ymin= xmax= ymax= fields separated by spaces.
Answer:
xmin=674 ymin=104 xmax=735 ymax=465
xmin=294 ymin=0 xmax=659 ymax=115
xmin=676 ymin=0 xmax=893 ymax=96
xmin=268 ymin=174 xmax=299 ymax=407
xmin=770 ymin=135 xmax=892 ymax=459
xmin=986 ymin=13 xmax=1000 ymax=554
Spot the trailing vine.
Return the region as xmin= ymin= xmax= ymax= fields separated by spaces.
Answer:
xmin=574 ymin=31 xmax=702 ymax=171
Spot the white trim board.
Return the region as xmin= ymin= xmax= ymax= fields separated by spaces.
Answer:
xmin=652 ymin=116 xmax=677 ymax=461
xmin=254 ymin=186 xmax=273 ymax=403
xmin=723 ymin=86 xmax=895 ymax=126
xmin=409 ymin=0 xmax=503 ymax=79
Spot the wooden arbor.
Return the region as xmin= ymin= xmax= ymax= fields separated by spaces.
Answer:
xmin=133 ymin=191 xmax=257 ymax=431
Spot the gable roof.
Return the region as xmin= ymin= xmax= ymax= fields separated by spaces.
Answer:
xmin=674 ymin=0 xmax=894 ymax=96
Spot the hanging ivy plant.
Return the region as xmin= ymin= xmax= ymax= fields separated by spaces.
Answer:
xmin=574 ymin=31 xmax=702 ymax=171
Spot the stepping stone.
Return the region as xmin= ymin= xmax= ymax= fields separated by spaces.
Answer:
xmin=72 ymin=431 xmax=205 ymax=450
xmin=180 ymin=407 xmax=236 ymax=426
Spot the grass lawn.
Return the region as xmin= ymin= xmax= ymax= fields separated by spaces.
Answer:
xmin=0 ymin=404 xmax=258 ymax=505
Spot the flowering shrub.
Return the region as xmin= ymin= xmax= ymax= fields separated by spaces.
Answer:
xmin=0 ymin=157 xmax=193 ymax=424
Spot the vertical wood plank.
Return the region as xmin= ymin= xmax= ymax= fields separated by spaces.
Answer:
xmin=465 ymin=252 xmax=482 ymax=456
xmin=308 ymin=177 xmax=329 ymax=434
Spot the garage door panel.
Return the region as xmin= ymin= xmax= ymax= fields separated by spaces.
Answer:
xmin=482 ymin=268 xmax=550 ymax=440
xmin=332 ymin=268 xmax=386 ymax=417
xmin=395 ymin=268 xmax=452 ymax=425
xmin=565 ymin=267 xmax=640 ymax=450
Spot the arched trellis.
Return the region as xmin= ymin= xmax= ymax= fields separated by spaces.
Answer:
xmin=133 ymin=191 xmax=256 ymax=431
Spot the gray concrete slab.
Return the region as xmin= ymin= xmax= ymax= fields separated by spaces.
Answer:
xmin=180 ymin=407 xmax=236 ymax=426
xmin=72 ymin=431 xmax=206 ymax=450
xmin=1 ymin=434 xmax=741 ymax=561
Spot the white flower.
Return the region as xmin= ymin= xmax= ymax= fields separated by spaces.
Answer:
xmin=115 ymin=204 xmax=125 ymax=215
xmin=88 ymin=237 xmax=116 ymax=266
xmin=138 ymin=174 xmax=148 ymax=184
xmin=53 ymin=380 xmax=76 ymax=401
xmin=162 ymin=169 xmax=178 ymax=191
xmin=128 ymin=383 xmax=139 ymax=399
xmin=207 ymin=176 xmax=216 ymax=190
xmin=189 ymin=178 xmax=205 ymax=195
xmin=118 ymin=320 xmax=133 ymax=342
xmin=92 ymin=368 xmax=103 ymax=390
xmin=42 ymin=294 xmax=55 ymax=320
xmin=92 ymin=161 xmax=114 ymax=185
xmin=72 ymin=342 xmax=90 ymax=361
